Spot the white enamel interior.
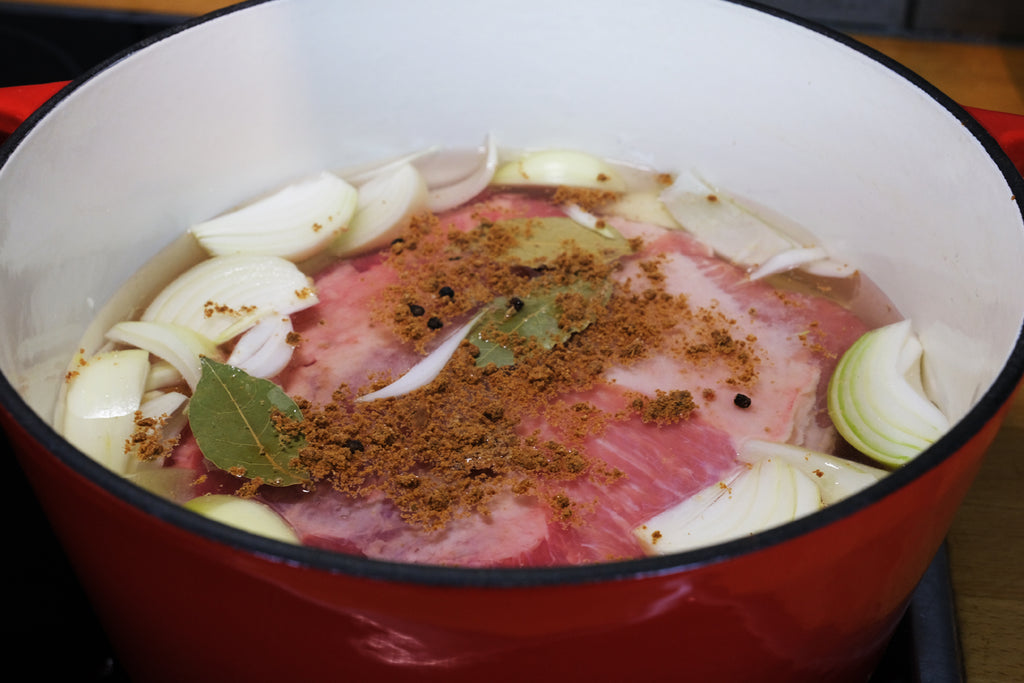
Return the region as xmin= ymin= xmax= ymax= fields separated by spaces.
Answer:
xmin=1 ymin=0 xmax=1022 ymax=431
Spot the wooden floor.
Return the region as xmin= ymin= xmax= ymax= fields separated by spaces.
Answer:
xmin=7 ymin=3 xmax=1024 ymax=681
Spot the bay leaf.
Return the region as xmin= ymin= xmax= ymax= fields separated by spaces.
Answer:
xmin=496 ymin=216 xmax=632 ymax=267
xmin=470 ymin=280 xmax=610 ymax=367
xmin=189 ymin=357 xmax=308 ymax=486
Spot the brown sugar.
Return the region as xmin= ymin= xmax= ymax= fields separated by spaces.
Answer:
xmin=550 ymin=185 xmax=621 ymax=212
xmin=125 ymin=410 xmax=180 ymax=462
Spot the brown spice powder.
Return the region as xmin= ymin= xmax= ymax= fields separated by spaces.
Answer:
xmin=284 ymin=193 xmax=764 ymax=531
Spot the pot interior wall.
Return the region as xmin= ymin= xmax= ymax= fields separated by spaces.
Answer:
xmin=1 ymin=0 xmax=1022 ymax=435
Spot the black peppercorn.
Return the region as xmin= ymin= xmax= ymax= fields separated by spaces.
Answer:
xmin=345 ymin=438 xmax=365 ymax=452
xmin=427 ymin=317 xmax=443 ymax=330
xmin=733 ymin=393 xmax=752 ymax=409
xmin=439 ymin=286 xmax=455 ymax=298
xmin=509 ymin=296 xmax=525 ymax=312
xmin=408 ymin=303 xmax=425 ymax=317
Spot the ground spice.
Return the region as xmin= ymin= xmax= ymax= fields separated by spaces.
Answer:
xmin=125 ymin=410 xmax=180 ymax=462
xmin=280 ymin=189 xmax=765 ymax=531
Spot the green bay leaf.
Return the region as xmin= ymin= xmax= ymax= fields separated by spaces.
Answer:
xmin=470 ymin=280 xmax=611 ymax=368
xmin=189 ymin=357 xmax=308 ymax=486
xmin=496 ymin=216 xmax=632 ymax=267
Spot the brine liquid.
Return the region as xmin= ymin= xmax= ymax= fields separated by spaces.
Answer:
xmin=64 ymin=179 xmax=895 ymax=567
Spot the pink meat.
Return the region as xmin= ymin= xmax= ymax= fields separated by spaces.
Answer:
xmin=168 ymin=192 xmax=870 ymax=567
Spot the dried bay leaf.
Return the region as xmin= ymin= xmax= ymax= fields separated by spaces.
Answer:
xmin=190 ymin=357 xmax=308 ymax=486
xmin=470 ymin=280 xmax=611 ymax=368
xmin=495 ymin=216 xmax=632 ymax=267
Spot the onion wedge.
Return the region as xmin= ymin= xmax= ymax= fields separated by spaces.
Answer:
xmin=138 ymin=390 xmax=189 ymax=442
xmin=357 ymin=312 xmax=484 ymax=402
xmin=738 ymin=439 xmax=887 ymax=505
xmin=562 ymin=204 xmax=620 ymax=239
xmin=141 ymin=254 xmax=318 ymax=344
xmin=493 ymin=149 xmax=626 ymax=191
xmin=425 ymin=134 xmax=498 ymax=212
xmin=62 ymin=349 xmax=150 ymax=474
xmin=634 ymin=458 xmax=822 ymax=555
xmin=828 ymin=320 xmax=950 ymax=466
xmin=191 ymin=171 xmax=358 ymax=261
xmin=660 ymin=172 xmax=852 ymax=278
xmin=331 ymin=162 xmax=428 ymax=258
xmin=184 ymin=494 xmax=299 ymax=544
xmin=144 ymin=359 xmax=184 ymax=392
xmin=227 ymin=315 xmax=296 ymax=379
xmin=106 ymin=320 xmax=222 ymax=391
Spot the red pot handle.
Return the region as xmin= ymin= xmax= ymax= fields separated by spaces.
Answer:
xmin=963 ymin=106 xmax=1024 ymax=177
xmin=1 ymin=84 xmax=1023 ymax=173
xmin=0 ymin=81 xmax=70 ymax=140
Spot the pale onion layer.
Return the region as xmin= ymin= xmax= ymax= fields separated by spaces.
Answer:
xmin=827 ymin=320 xmax=951 ymax=466
xmin=634 ymin=458 xmax=822 ymax=555
xmin=191 ymin=171 xmax=358 ymax=261
xmin=141 ymin=254 xmax=318 ymax=344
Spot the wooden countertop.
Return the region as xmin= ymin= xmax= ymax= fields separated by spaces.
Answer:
xmin=7 ymin=3 xmax=1024 ymax=681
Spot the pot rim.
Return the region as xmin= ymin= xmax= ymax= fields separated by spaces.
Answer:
xmin=3 ymin=0 xmax=1023 ymax=588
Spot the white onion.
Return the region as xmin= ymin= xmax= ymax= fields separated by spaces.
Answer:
xmin=562 ymin=204 xmax=620 ymax=239
xmin=106 ymin=320 xmax=222 ymax=391
xmin=357 ymin=312 xmax=483 ymax=402
xmin=738 ymin=439 xmax=887 ymax=505
xmin=141 ymin=254 xmax=318 ymax=344
xmin=634 ymin=458 xmax=822 ymax=555
xmin=144 ymin=359 xmax=184 ymax=391
xmin=62 ymin=349 xmax=150 ymax=474
xmin=660 ymin=171 xmax=797 ymax=267
xmin=747 ymin=246 xmax=829 ymax=281
xmin=191 ymin=171 xmax=358 ymax=261
xmin=827 ymin=320 xmax=950 ymax=466
xmin=492 ymin=149 xmax=626 ymax=191
xmin=425 ymin=134 xmax=498 ymax=212
xmin=227 ymin=315 xmax=296 ymax=379
xmin=185 ymin=494 xmax=299 ymax=543
xmin=134 ymin=390 xmax=190 ymax=459
xmin=331 ymin=162 xmax=428 ymax=258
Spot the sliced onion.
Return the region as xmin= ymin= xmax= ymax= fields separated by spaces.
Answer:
xmin=331 ymin=162 xmax=428 ymax=258
xmin=106 ymin=320 xmax=222 ymax=391
xmin=227 ymin=315 xmax=296 ymax=379
xmin=141 ymin=254 xmax=318 ymax=344
xmin=633 ymin=458 xmax=822 ymax=555
xmin=357 ymin=312 xmax=483 ymax=402
xmin=827 ymin=320 xmax=951 ymax=466
xmin=738 ymin=439 xmax=887 ymax=505
xmin=425 ymin=134 xmax=498 ymax=212
xmin=144 ymin=359 xmax=184 ymax=391
xmin=191 ymin=171 xmax=358 ymax=261
xmin=605 ymin=191 xmax=679 ymax=228
xmin=660 ymin=171 xmax=797 ymax=266
xmin=747 ymin=247 xmax=829 ymax=281
xmin=62 ymin=349 xmax=150 ymax=474
xmin=184 ymin=494 xmax=299 ymax=543
xmin=138 ymin=390 xmax=189 ymax=442
xmin=562 ymin=204 xmax=619 ymax=239
xmin=127 ymin=467 xmax=197 ymax=503
xmin=492 ymin=149 xmax=626 ymax=191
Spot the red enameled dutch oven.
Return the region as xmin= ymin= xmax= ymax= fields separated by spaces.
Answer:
xmin=2 ymin=1 xmax=1024 ymax=681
